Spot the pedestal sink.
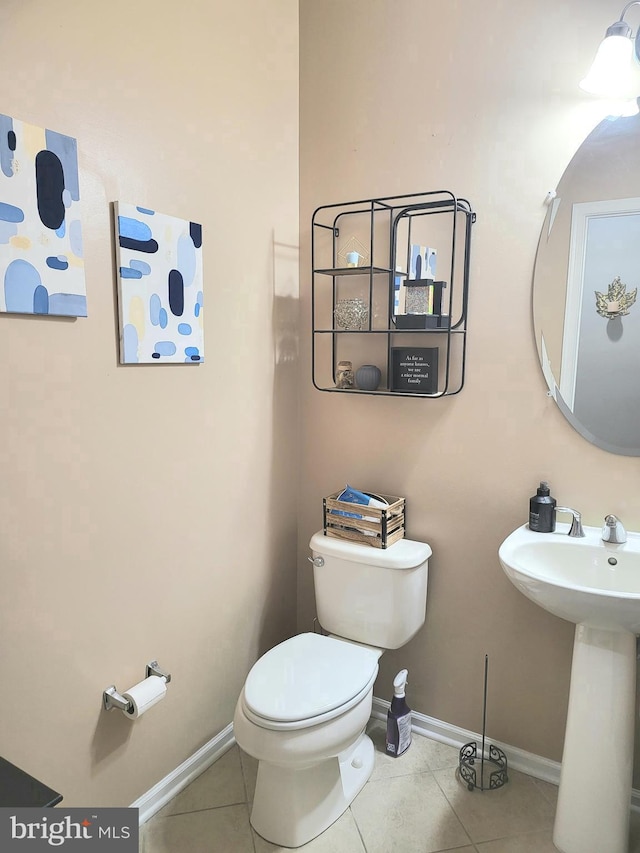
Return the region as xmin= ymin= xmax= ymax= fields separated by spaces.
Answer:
xmin=499 ymin=523 xmax=640 ymax=853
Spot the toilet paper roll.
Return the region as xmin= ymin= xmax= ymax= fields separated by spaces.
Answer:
xmin=122 ymin=675 xmax=167 ymax=720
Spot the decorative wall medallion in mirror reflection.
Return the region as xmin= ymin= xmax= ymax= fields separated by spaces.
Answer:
xmin=114 ymin=202 xmax=204 ymax=364
xmin=0 ymin=114 xmax=86 ymax=316
xmin=533 ymin=112 xmax=640 ymax=455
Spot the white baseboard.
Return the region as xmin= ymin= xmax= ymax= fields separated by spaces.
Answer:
xmin=132 ymin=704 xmax=640 ymax=824
xmin=372 ymin=697 xmax=560 ymax=783
xmin=130 ymin=723 xmax=236 ymax=824
xmin=371 ymin=697 xmax=640 ymax=812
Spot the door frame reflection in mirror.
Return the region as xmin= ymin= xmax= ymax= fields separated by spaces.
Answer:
xmin=561 ymin=196 xmax=640 ymax=410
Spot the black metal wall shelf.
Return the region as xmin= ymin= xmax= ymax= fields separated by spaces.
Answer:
xmin=311 ymin=190 xmax=475 ymax=398
xmin=315 ymin=266 xmax=394 ymax=277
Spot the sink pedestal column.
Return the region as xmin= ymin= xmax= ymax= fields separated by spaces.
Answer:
xmin=553 ymin=624 xmax=635 ymax=853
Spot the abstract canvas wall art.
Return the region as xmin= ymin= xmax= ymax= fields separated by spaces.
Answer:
xmin=114 ymin=202 xmax=204 ymax=364
xmin=0 ymin=114 xmax=86 ymax=316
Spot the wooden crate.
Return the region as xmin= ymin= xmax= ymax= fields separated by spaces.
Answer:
xmin=323 ymin=492 xmax=405 ymax=549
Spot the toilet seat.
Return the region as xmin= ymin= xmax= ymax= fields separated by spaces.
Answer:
xmin=242 ymin=633 xmax=380 ymax=731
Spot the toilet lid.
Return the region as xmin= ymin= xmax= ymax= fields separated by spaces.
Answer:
xmin=244 ymin=633 xmax=380 ymax=723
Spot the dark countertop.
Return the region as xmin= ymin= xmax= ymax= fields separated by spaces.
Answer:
xmin=0 ymin=757 xmax=62 ymax=807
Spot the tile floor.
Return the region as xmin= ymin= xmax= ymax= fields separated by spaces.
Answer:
xmin=141 ymin=720 xmax=640 ymax=852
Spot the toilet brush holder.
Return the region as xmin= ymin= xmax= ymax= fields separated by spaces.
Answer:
xmin=458 ymin=655 xmax=508 ymax=792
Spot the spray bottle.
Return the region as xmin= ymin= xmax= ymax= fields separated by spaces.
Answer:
xmin=385 ymin=669 xmax=412 ymax=757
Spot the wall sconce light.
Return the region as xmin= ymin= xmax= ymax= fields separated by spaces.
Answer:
xmin=581 ymin=2 xmax=640 ymax=109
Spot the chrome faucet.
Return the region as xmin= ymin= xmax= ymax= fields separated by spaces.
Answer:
xmin=555 ymin=506 xmax=585 ymax=537
xmin=602 ymin=514 xmax=626 ymax=544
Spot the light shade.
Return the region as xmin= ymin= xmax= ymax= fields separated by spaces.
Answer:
xmin=614 ymin=96 xmax=640 ymax=115
xmin=580 ymin=33 xmax=640 ymax=98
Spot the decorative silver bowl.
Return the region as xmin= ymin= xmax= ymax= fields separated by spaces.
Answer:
xmin=334 ymin=298 xmax=369 ymax=331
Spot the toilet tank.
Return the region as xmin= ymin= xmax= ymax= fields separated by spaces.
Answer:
xmin=309 ymin=531 xmax=431 ymax=649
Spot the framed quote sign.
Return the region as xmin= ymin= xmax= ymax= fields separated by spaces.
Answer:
xmin=391 ymin=347 xmax=439 ymax=393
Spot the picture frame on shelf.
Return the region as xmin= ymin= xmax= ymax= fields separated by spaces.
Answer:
xmin=391 ymin=347 xmax=439 ymax=394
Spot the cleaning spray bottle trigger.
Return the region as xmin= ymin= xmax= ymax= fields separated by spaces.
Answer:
xmin=393 ymin=670 xmax=408 ymax=695
xmin=385 ymin=669 xmax=412 ymax=757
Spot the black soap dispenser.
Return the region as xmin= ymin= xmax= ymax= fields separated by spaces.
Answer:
xmin=529 ymin=481 xmax=556 ymax=533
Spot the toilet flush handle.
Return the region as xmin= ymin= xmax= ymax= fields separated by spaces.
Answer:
xmin=308 ymin=556 xmax=324 ymax=567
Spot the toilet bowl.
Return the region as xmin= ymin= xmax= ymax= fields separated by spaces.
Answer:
xmin=233 ymin=632 xmax=381 ymax=848
xmin=233 ymin=531 xmax=431 ymax=848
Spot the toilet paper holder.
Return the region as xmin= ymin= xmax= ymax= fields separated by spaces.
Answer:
xmin=103 ymin=660 xmax=172 ymax=713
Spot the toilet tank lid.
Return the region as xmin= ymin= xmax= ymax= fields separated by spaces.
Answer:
xmin=310 ymin=531 xmax=431 ymax=569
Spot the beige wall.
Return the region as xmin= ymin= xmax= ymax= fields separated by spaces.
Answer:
xmin=4 ymin=0 xmax=639 ymax=813
xmin=299 ymin=0 xmax=640 ymax=766
xmin=0 ymin=1 xmax=299 ymax=806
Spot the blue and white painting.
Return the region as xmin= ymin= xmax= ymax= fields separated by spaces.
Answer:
xmin=0 ymin=114 xmax=86 ymax=316
xmin=408 ymin=244 xmax=437 ymax=281
xmin=114 ymin=202 xmax=204 ymax=364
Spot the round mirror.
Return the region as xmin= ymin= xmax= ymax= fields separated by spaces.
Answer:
xmin=533 ymin=111 xmax=640 ymax=455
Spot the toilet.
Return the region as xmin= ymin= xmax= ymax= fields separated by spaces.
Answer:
xmin=233 ymin=530 xmax=431 ymax=848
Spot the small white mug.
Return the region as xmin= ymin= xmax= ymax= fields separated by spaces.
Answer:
xmin=346 ymin=251 xmax=361 ymax=267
